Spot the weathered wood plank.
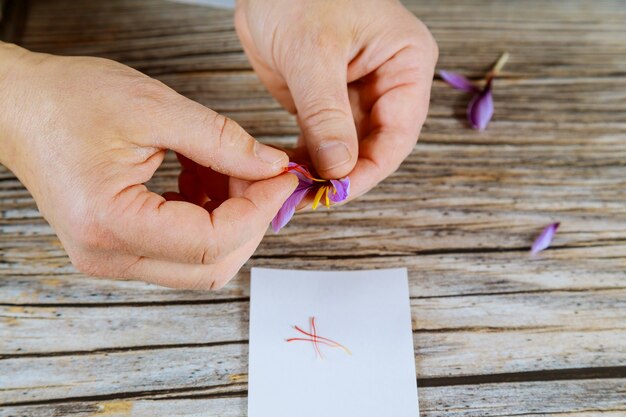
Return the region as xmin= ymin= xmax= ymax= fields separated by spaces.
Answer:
xmin=1 ymin=290 xmax=624 ymax=403
xmin=1 ymin=244 xmax=625 ymax=304
xmin=2 ymin=289 xmax=624 ymax=354
xmin=1 ymin=338 xmax=624 ymax=404
xmin=0 ymin=0 xmax=624 ymax=414
xmin=19 ymin=1 xmax=626 ymax=78
xmin=0 ymin=344 xmax=248 ymax=404
xmin=1 ymin=379 xmax=624 ymax=416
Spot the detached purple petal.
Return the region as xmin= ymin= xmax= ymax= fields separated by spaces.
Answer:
xmin=271 ymin=185 xmax=311 ymax=233
xmin=329 ymin=177 xmax=350 ymax=203
xmin=531 ymin=222 xmax=560 ymax=255
xmin=439 ymin=70 xmax=478 ymax=92
xmin=467 ymin=83 xmax=494 ymax=130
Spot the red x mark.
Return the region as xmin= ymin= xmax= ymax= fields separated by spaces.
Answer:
xmin=286 ymin=316 xmax=352 ymax=358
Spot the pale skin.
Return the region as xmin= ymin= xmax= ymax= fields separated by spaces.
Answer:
xmin=0 ymin=0 xmax=437 ymax=290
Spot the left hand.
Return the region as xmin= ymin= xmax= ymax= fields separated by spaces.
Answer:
xmin=235 ymin=0 xmax=438 ymax=198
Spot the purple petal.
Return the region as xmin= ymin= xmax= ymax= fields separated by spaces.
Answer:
xmin=439 ymin=70 xmax=478 ymax=92
xmin=271 ymin=185 xmax=311 ymax=233
xmin=531 ymin=222 xmax=560 ymax=255
xmin=467 ymin=83 xmax=494 ymax=130
xmin=329 ymin=177 xmax=350 ymax=203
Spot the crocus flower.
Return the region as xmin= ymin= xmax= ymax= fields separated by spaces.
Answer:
xmin=272 ymin=162 xmax=350 ymax=233
xmin=439 ymin=52 xmax=509 ymax=130
xmin=531 ymin=222 xmax=560 ymax=255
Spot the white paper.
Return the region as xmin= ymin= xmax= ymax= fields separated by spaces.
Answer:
xmin=248 ymin=268 xmax=419 ymax=417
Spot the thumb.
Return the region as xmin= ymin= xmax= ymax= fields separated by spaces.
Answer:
xmin=287 ymin=54 xmax=357 ymax=179
xmin=151 ymin=92 xmax=288 ymax=180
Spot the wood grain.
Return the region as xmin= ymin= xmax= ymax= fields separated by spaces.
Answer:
xmin=0 ymin=0 xmax=625 ymax=414
xmin=3 ymin=340 xmax=626 ymax=404
xmin=19 ymin=1 xmax=626 ymax=78
xmin=1 ymin=244 xmax=625 ymax=304
xmin=2 ymin=290 xmax=625 ymax=355
xmin=1 ymin=379 xmax=625 ymax=416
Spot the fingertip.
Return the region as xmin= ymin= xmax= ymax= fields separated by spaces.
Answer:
xmin=285 ymin=171 xmax=299 ymax=189
xmin=242 ymin=171 xmax=298 ymax=209
xmin=273 ymin=172 xmax=300 ymax=201
xmin=253 ymin=141 xmax=290 ymax=172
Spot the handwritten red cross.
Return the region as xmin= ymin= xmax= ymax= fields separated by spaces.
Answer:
xmin=286 ymin=316 xmax=352 ymax=358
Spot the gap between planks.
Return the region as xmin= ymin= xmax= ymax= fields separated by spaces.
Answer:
xmin=2 ymin=367 xmax=625 ymax=408
xmin=1 ymin=286 xmax=625 ymax=308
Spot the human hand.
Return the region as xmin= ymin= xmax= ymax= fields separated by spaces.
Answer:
xmin=235 ymin=0 xmax=438 ymax=198
xmin=0 ymin=43 xmax=297 ymax=289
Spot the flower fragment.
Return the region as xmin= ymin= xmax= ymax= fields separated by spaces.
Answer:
xmin=531 ymin=222 xmax=560 ymax=255
xmin=439 ymin=52 xmax=508 ymax=130
xmin=271 ymin=162 xmax=350 ymax=233
xmin=467 ymin=80 xmax=494 ymax=130
xmin=439 ymin=70 xmax=478 ymax=92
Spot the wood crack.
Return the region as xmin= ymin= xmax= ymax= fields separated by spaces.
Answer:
xmin=2 ymin=367 xmax=624 ymax=407
xmin=2 ymin=287 xmax=624 ymax=308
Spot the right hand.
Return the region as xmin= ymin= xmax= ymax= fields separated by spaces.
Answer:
xmin=0 ymin=43 xmax=297 ymax=290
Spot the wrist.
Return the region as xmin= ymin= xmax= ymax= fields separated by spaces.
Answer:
xmin=0 ymin=42 xmax=31 ymax=171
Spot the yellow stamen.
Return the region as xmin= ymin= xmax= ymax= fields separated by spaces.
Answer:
xmin=487 ymin=52 xmax=509 ymax=80
xmin=312 ymin=186 xmax=326 ymax=210
xmin=492 ymin=52 xmax=509 ymax=74
xmin=325 ymin=187 xmax=330 ymax=208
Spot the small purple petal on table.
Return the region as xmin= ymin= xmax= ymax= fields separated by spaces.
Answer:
xmin=329 ymin=177 xmax=350 ymax=203
xmin=439 ymin=70 xmax=478 ymax=92
xmin=271 ymin=186 xmax=312 ymax=233
xmin=467 ymin=84 xmax=494 ymax=130
xmin=531 ymin=222 xmax=560 ymax=255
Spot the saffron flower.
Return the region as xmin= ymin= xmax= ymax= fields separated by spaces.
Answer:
xmin=439 ymin=52 xmax=509 ymax=130
xmin=531 ymin=222 xmax=560 ymax=255
xmin=272 ymin=162 xmax=350 ymax=232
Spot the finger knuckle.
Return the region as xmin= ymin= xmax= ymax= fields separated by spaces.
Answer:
xmin=412 ymin=20 xmax=439 ymax=63
xmin=209 ymin=271 xmax=236 ymax=291
xmin=424 ymin=32 xmax=439 ymax=63
xmin=203 ymin=112 xmax=252 ymax=157
xmin=67 ymin=248 xmax=103 ymax=277
xmin=300 ymin=103 xmax=350 ymax=130
xmin=211 ymin=259 xmax=246 ymax=290
xmin=200 ymin=242 xmax=222 ymax=265
xmin=210 ymin=278 xmax=229 ymax=291
xmin=211 ymin=112 xmax=228 ymax=152
xmin=68 ymin=203 xmax=111 ymax=253
xmin=130 ymin=77 xmax=174 ymax=111
xmin=188 ymin=270 xmax=229 ymax=291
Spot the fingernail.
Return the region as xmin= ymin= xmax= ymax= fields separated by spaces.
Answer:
xmin=254 ymin=142 xmax=287 ymax=166
xmin=316 ymin=140 xmax=352 ymax=172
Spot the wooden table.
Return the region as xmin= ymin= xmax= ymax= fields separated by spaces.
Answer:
xmin=1 ymin=1 xmax=625 ymax=415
